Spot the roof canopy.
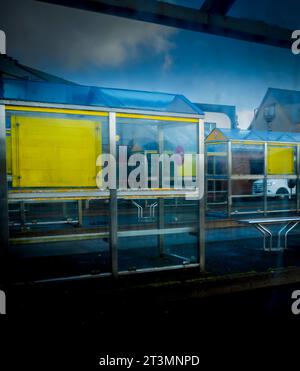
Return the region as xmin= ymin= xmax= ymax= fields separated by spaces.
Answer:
xmin=206 ymin=128 xmax=300 ymax=143
xmin=0 ymin=78 xmax=203 ymax=116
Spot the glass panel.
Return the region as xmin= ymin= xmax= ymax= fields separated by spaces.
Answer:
xmin=231 ymin=196 xmax=264 ymax=214
xmin=267 ymin=145 xmax=296 ymax=175
xmin=6 ymin=110 xmax=109 ymax=190
xmin=206 ymin=179 xmax=228 ymax=217
xmin=116 ymin=117 xmax=198 ymax=190
xmin=267 ymin=178 xmax=297 ymax=211
xmin=232 ymin=143 xmax=264 ymax=175
xmin=116 ymin=116 xmax=200 ymax=272
xmin=1 ymin=78 xmax=202 ymax=115
xmin=232 ymin=179 xmax=263 ymax=196
xmin=231 ymin=179 xmax=264 ymax=214
xmin=117 ymin=197 xmax=199 ymax=271
xmin=206 ymin=143 xmax=228 ymax=176
xmin=7 ymin=110 xmax=110 ymax=282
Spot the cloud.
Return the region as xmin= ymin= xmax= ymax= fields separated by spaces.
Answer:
xmin=162 ymin=54 xmax=173 ymax=71
xmin=0 ymin=0 xmax=176 ymax=71
xmin=237 ymin=109 xmax=254 ymax=129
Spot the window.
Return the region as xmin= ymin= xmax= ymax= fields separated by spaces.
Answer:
xmin=264 ymin=104 xmax=276 ymax=123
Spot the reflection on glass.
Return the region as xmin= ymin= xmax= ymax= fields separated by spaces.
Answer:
xmin=117 ymin=118 xmax=198 ymax=189
xmin=231 ymin=196 xmax=264 ymax=214
xmin=206 ymin=143 xmax=228 ymax=176
xmin=7 ymin=110 xmax=110 ymax=281
xmin=117 ymin=197 xmax=199 ymax=271
xmin=206 ymin=179 xmax=228 ymax=216
xmin=266 ymin=179 xmax=297 ymax=211
xmin=232 ymin=143 xmax=264 ymax=175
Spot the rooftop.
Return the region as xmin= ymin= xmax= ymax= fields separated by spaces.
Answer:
xmin=0 ymin=77 xmax=203 ymax=115
xmin=206 ymin=128 xmax=300 ymax=143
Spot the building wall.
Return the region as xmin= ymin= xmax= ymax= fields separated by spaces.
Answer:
xmin=204 ymin=112 xmax=232 ymax=129
xmin=250 ymin=96 xmax=294 ymax=132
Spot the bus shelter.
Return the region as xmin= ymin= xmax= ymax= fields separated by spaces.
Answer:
xmin=0 ymin=78 xmax=205 ymax=282
xmin=206 ymin=128 xmax=300 ymax=218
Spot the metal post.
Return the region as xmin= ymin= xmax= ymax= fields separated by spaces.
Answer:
xmin=0 ymin=105 xmax=9 ymax=260
xmin=109 ymin=112 xmax=118 ymax=278
xmin=20 ymin=201 xmax=26 ymax=230
xmin=227 ymin=141 xmax=232 ymax=217
xmin=77 ymin=200 xmax=83 ymax=227
xmin=204 ymin=143 xmax=208 ymax=211
xmin=198 ymin=118 xmax=205 ymax=273
xmin=264 ymin=142 xmax=268 ymax=215
xmin=297 ymin=145 xmax=300 ymax=213
xmin=158 ymin=125 xmax=165 ymax=255
xmin=158 ymin=198 xmax=165 ymax=255
xmin=62 ymin=202 xmax=67 ymax=219
xmin=212 ymin=142 xmax=216 ymax=203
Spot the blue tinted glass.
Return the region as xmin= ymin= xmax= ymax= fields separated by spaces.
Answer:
xmin=0 ymin=78 xmax=203 ymax=115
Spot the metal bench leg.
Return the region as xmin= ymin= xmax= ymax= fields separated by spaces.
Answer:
xmin=284 ymin=221 xmax=299 ymax=250
xmin=277 ymin=222 xmax=291 ymax=250
xmin=78 ymin=200 xmax=83 ymax=227
xmin=20 ymin=201 xmax=26 ymax=230
xmin=256 ymin=223 xmax=273 ymax=251
xmin=255 ymin=224 xmax=269 ymax=251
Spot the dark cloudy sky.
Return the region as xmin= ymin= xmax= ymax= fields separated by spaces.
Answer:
xmin=0 ymin=0 xmax=300 ymax=127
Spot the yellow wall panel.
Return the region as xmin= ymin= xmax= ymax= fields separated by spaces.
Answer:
xmin=11 ymin=116 xmax=101 ymax=187
xmin=267 ymin=146 xmax=294 ymax=175
xmin=6 ymin=135 xmax=12 ymax=174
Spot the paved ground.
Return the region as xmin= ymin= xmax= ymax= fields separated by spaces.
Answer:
xmin=7 ymin=229 xmax=300 ymax=282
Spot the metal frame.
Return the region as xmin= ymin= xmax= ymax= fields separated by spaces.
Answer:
xmin=2 ymin=100 xmax=201 ymax=119
xmin=297 ymin=144 xmax=300 ymax=212
xmin=1 ymin=100 xmax=205 ymax=281
xmin=206 ymin=137 xmax=300 ymax=217
xmin=38 ymin=0 xmax=293 ymax=49
xmin=158 ymin=125 xmax=165 ymax=256
xmin=199 ymin=118 xmax=206 ymax=272
xmin=227 ymin=141 xmax=232 ymax=216
xmin=109 ymin=112 xmax=118 ymax=278
xmin=0 ymin=105 xmax=9 ymax=256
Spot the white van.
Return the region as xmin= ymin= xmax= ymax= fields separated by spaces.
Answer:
xmin=252 ymin=179 xmax=296 ymax=197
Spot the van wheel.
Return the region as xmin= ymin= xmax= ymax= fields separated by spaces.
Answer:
xmin=276 ymin=188 xmax=289 ymax=199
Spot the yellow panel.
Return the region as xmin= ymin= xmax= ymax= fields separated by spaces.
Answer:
xmin=6 ymin=134 xmax=12 ymax=174
xmin=116 ymin=113 xmax=198 ymax=123
xmin=232 ymin=140 xmax=264 ymax=145
xmin=207 ymin=152 xmax=227 ymax=156
xmin=6 ymin=105 xmax=108 ymax=117
xmin=11 ymin=116 xmax=101 ymax=187
xmin=267 ymin=146 xmax=294 ymax=175
xmin=233 ymin=140 xmax=294 ymax=145
xmin=5 ymin=106 xmax=197 ymax=122
xmin=206 ymin=129 xmax=227 ymax=141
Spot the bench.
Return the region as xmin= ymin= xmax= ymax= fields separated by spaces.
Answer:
xmin=238 ymin=217 xmax=300 ymax=252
